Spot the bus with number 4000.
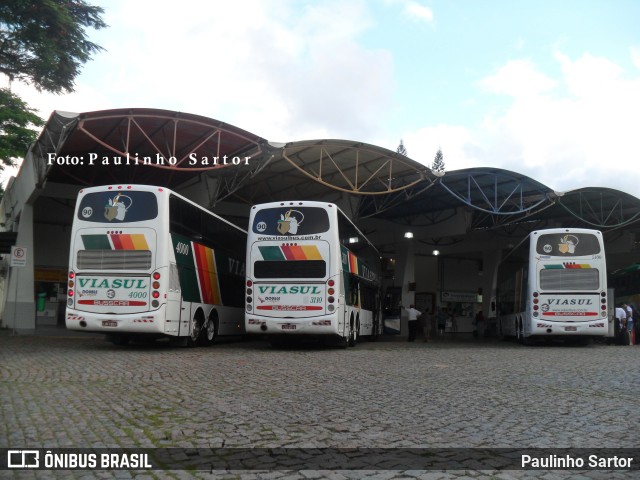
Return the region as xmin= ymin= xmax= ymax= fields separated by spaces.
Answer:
xmin=245 ymin=201 xmax=382 ymax=347
xmin=66 ymin=184 xmax=246 ymax=346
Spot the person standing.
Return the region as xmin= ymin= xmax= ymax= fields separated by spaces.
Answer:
xmin=615 ymin=305 xmax=627 ymax=346
xmin=403 ymin=304 xmax=423 ymax=342
xmin=623 ymin=303 xmax=634 ymax=345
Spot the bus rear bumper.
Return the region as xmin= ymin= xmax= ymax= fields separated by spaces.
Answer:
xmin=65 ymin=306 xmax=168 ymax=335
xmin=245 ymin=314 xmax=337 ymax=335
xmin=531 ymin=321 xmax=607 ymax=336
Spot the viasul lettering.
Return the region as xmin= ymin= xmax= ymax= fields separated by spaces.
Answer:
xmin=258 ymin=285 xmax=321 ymax=294
xmin=78 ymin=278 xmax=147 ymax=289
xmin=547 ymin=299 xmax=593 ymax=306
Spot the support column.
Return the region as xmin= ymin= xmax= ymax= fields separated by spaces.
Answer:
xmin=395 ymin=237 xmax=416 ymax=337
xmin=482 ymin=248 xmax=502 ymax=336
xmin=3 ymin=203 xmax=36 ymax=333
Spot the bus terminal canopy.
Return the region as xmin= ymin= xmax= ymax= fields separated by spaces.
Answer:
xmin=25 ymin=108 xmax=640 ymax=238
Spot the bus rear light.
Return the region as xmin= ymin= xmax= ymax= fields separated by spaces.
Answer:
xmin=601 ymin=304 xmax=607 ymax=310
xmin=328 ymin=279 xmax=335 ymax=287
xmin=247 ymin=296 xmax=253 ymax=304
xmin=246 ymin=304 xmax=253 ymax=312
xmin=246 ymin=280 xmax=253 ymax=287
xmin=328 ymin=288 xmax=335 ymax=295
xmin=601 ymin=297 xmax=606 ymax=303
xmin=69 ymin=271 xmax=75 ymax=279
xmin=328 ymin=296 xmax=335 ymax=303
xmin=532 ymin=298 xmax=538 ymax=304
xmin=246 ymin=288 xmax=252 ymax=295
xmin=152 ymin=281 xmax=160 ymax=289
xmin=153 ymin=272 xmax=161 ymax=280
xmin=68 ymin=289 xmax=74 ymax=297
xmin=533 ymin=305 xmax=538 ymax=311
xmin=152 ymin=291 xmax=159 ymax=299
xmin=328 ymin=305 xmax=335 ymax=312
xmin=67 ymin=298 xmax=74 ymax=307
xmin=533 ymin=291 xmax=539 ymax=297
xmin=68 ymin=280 xmax=74 ymax=288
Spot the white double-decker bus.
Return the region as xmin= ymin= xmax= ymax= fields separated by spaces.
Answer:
xmin=66 ymin=184 xmax=246 ymax=346
xmin=245 ymin=201 xmax=382 ymax=347
xmin=496 ymin=228 xmax=608 ymax=344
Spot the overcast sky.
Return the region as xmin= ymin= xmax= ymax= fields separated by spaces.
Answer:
xmin=5 ymin=0 xmax=640 ymax=196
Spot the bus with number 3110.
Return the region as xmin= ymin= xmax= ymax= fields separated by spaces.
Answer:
xmin=66 ymin=184 xmax=246 ymax=346
xmin=245 ymin=200 xmax=382 ymax=347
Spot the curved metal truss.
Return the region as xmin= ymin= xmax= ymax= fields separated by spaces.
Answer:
xmin=74 ymin=112 xmax=264 ymax=172
xmin=280 ymin=141 xmax=430 ymax=195
xmin=439 ymin=170 xmax=552 ymax=215
xmin=557 ymin=189 xmax=640 ymax=230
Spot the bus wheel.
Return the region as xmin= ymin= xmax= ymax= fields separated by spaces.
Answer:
xmin=187 ymin=310 xmax=205 ymax=347
xmin=202 ymin=313 xmax=218 ymax=346
xmin=348 ymin=315 xmax=357 ymax=347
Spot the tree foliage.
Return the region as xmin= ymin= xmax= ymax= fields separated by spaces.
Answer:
xmin=0 ymin=0 xmax=107 ymax=93
xmin=0 ymin=88 xmax=44 ymax=168
xmin=431 ymin=148 xmax=445 ymax=172
xmin=397 ymin=139 xmax=408 ymax=156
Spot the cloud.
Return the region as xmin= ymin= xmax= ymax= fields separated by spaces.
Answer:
xmin=7 ymin=0 xmax=393 ymax=143
xmin=399 ymin=52 xmax=640 ymax=196
xmin=479 ymin=59 xmax=557 ymax=98
xmin=402 ymin=1 xmax=434 ymax=23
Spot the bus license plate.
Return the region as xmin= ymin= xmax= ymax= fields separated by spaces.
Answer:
xmin=281 ymin=324 xmax=296 ymax=330
xmin=564 ymin=326 xmax=577 ymax=331
xmin=102 ymin=320 xmax=118 ymax=327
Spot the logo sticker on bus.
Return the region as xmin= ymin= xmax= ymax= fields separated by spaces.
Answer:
xmin=558 ymin=234 xmax=579 ymax=254
xmin=104 ymin=193 xmax=133 ymax=221
xmin=277 ymin=209 xmax=304 ymax=234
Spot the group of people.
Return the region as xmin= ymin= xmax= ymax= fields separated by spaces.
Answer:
xmin=615 ymin=302 xmax=639 ymax=345
xmin=403 ymin=304 xmax=470 ymax=342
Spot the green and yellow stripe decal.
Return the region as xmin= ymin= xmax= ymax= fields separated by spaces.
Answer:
xmin=171 ymin=233 xmax=221 ymax=305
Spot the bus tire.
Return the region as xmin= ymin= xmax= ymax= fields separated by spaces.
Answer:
xmin=187 ymin=309 xmax=205 ymax=347
xmin=348 ymin=314 xmax=357 ymax=347
xmin=201 ymin=311 xmax=218 ymax=346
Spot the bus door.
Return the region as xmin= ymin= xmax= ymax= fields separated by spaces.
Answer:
xmin=165 ymin=262 xmax=183 ymax=335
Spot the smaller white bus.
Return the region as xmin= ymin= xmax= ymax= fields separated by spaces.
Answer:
xmin=496 ymin=228 xmax=608 ymax=343
xmin=245 ymin=201 xmax=382 ymax=347
xmin=66 ymin=184 xmax=246 ymax=346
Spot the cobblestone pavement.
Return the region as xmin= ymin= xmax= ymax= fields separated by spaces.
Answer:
xmin=1 ymin=330 xmax=639 ymax=479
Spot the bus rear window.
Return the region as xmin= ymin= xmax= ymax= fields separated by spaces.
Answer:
xmin=254 ymin=260 xmax=326 ymax=279
xmin=252 ymin=207 xmax=329 ymax=235
xmin=536 ymin=233 xmax=601 ymax=256
xmin=77 ymin=191 xmax=158 ymax=223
